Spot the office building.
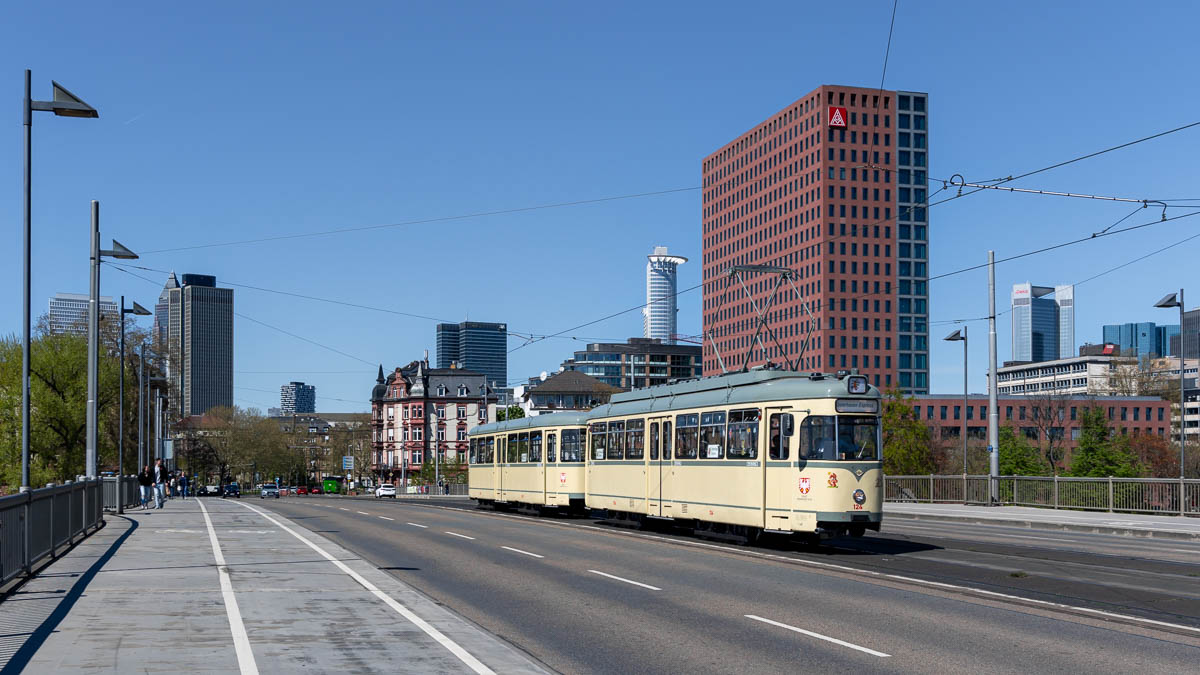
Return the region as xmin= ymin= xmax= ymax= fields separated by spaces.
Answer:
xmin=436 ymin=321 xmax=507 ymax=388
xmin=1169 ymin=308 xmax=1200 ymax=360
xmin=1101 ymin=322 xmax=1179 ymax=359
xmin=1011 ymin=283 xmax=1074 ymax=363
xmin=280 ymin=381 xmax=316 ymax=414
xmin=560 ymin=337 xmax=702 ymax=390
xmin=161 ymin=273 xmax=234 ymax=418
xmin=153 ymin=272 xmax=178 ymax=352
xmin=701 ymin=86 xmax=930 ymax=392
xmin=644 ymin=246 xmax=687 ymax=343
xmin=48 ymin=293 xmax=117 ymax=335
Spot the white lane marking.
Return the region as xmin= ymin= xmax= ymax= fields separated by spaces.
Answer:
xmin=446 ymin=531 xmax=476 ymax=540
xmin=357 ymin=511 xmax=370 ymax=515
xmin=746 ymin=614 xmax=890 ymax=657
xmin=196 ymin=499 xmax=260 ymax=675
xmin=501 ymin=546 xmax=544 ymax=559
xmin=379 ymin=516 xmax=395 ymax=521
xmin=230 ymin=501 xmax=495 ymax=675
xmin=339 ymin=507 xmax=350 ymax=511
xmin=425 ymin=505 xmax=1200 ymax=635
xmin=588 ymin=569 xmax=661 ymax=591
xmin=407 ymin=522 xmax=428 ymax=528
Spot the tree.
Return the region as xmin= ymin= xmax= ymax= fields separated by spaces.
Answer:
xmin=1127 ymin=433 xmax=1177 ymax=478
xmin=997 ymin=426 xmax=1048 ymax=476
xmin=496 ymin=405 xmax=524 ymax=422
xmin=1069 ymin=407 xmax=1141 ymax=477
xmin=1027 ymin=392 xmax=1070 ymax=473
xmin=881 ymin=388 xmax=936 ymax=475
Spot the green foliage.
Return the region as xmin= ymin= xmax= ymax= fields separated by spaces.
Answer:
xmin=881 ymin=388 xmax=936 ymax=475
xmin=998 ymin=426 xmax=1049 ymax=476
xmin=1068 ymin=407 xmax=1142 ymax=478
xmin=496 ymin=405 xmax=524 ymax=422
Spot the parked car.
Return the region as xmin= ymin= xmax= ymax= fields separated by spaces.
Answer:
xmin=261 ymin=484 xmax=280 ymax=499
xmin=204 ymin=485 xmax=219 ymax=496
xmin=296 ymin=486 xmax=308 ymax=495
xmin=310 ymin=486 xmax=323 ymax=495
xmin=223 ymin=483 xmax=241 ymax=498
xmin=375 ymin=484 xmax=397 ymax=499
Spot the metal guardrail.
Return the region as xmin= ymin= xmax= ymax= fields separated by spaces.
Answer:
xmin=884 ymin=475 xmax=1200 ymax=516
xmin=0 ymin=479 xmax=106 ymax=588
xmin=101 ymin=476 xmax=142 ymax=512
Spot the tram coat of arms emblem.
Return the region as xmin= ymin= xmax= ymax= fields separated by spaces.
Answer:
xmin=798 ymin=477 xmax=811 ymax=495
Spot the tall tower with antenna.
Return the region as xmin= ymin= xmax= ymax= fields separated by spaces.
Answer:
xmin=644 ymin=246 xmax=687 ymax=344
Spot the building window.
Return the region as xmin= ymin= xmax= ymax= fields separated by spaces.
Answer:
xmin=437 ymin=405 xmax=446 ymax=419
xmin=457 ymin=406 xmax=467 ymax=419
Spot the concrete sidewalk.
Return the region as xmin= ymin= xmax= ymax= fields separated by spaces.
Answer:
xmin=0 ymin=496 xmax=548 ymax=674
xmin=885 ymin=502 xmax=1200 ymax=540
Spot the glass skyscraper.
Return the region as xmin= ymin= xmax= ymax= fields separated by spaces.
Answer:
xmin=644 ymin=246 xmax=687 ymax=344
xmin=161 ymin=273 xmax=234 ymax=417
xmin=436 ymin=321 xmax=507 ymax=387
xmin=1101 ymin=322 xmax=1179 ymax=359
xmin=48 ymin=293 xmax=117 ymax=335
xmin=1011 ymin=283 xmax=1074 ymax=363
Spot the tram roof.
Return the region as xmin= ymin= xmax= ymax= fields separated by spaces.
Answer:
xmin=472 ymin=410 xmax=591 ymax=436
xmin=589 ymin=369 xmax=879 ymax=419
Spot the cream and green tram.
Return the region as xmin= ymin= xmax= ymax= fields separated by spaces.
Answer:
xmin=468 ymin=412 xmax=589 ymax=511
xmin=583 ymin=369 xmax=883 ymax=540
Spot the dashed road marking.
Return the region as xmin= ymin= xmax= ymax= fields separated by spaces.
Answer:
xmin=746 ymin=614 xmax=890 ymax=657
xmin=588 ymin=569 xmax=660 ymax=591
xmin=379 ymin=516 xmax=395 ymax=521
xmin=501 ymin=546 xmax=544 ymax=559
xmin=446 ymin=531 xmax=476 ymax=540
xmin=407 ymin=522 xmax=428 ymax=528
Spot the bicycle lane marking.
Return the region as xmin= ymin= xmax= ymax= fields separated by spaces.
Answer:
xmin=196 ymin=499 xmax=260 ymax=675
xmin=230 ymin=500 xmax=495 ymax=675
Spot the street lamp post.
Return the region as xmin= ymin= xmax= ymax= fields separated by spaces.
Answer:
xmin=21 ymin=70 xmax=99 ymax=491
xmin=1155 ymin=289 xmax=1187 ymax=480
xmin=137 ymin=344 xmax=145 ymax=470
xmin=117 ymin=297 xmax=151 ymax=513
xmin=86 ymin=201 xmax=139 ymax=478
xmin=945 ymin=327 xmax=968 ymax=476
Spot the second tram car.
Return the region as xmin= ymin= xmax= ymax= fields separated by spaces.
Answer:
xmin=469 ymin=412 xmax=589 ymax=512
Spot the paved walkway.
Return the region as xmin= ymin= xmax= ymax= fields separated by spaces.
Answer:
xmin=0 ymin=496 xmax=548 ymax=674
xmin=885 ymin=502 xmax=1200 ymax=540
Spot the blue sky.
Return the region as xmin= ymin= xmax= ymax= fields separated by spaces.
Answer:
xmin=3 ymin=1 xmax=1198 ymax=412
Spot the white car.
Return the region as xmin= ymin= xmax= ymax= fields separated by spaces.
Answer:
xmin=374 ymin=484 xmax=397 ymax=498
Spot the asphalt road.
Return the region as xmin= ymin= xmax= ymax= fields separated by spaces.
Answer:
xmin=253 ymin=496 xmax=1200 ymax=674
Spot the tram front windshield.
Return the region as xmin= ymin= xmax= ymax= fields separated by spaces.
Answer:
xmin=800 ymin=415 xmax=881 ymax=461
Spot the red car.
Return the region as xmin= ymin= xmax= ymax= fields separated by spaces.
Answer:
xmin=296 ymin=486 xmax=308 ymax=495
xmin=310 ymin=486 xmax=323 ymax=494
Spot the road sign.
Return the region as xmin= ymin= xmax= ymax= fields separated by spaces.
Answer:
xmin=342 ymin=456 xmax=354 ymax=470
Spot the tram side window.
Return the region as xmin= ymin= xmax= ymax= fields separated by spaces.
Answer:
xmin=663 ymin=421 xmax=672 ymax=458
xmin=562 ymin=429 xmax=584 ymax=462
xmin=675 ymin=414 xmax=698 ymax=459
xmin=507 ymin=434 xmax=520 ymax=463
xmin=700 ymin=411 xmax=726 ymax=459
xmin=769 ymin=414 xmax=793 ymax=460
xmin=547 ymin=434 xmax=556 ymax=463
xmin=518 ymin=433 xmax=530 ymax=463
xmin=608 ymin=421 xmax=626 ymax=460
xmin=590 ymin=423 xmax=607 ymax=460
xmin=530 ymin=432 xmax=543 ymax=463
xmin=649 ymin=423 xmax=659 ymax=460
xmin=727 ymin=409 xmax=760 ymax=460
xmin=484 ymin=437 xmax=494 ymax=463
xmin=626 ymin=420 xmax=645 ymax=459
xmin=800 ymin=416 xmax=837 ymax=460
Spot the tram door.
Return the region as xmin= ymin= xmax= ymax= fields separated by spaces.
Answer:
xmin=495 ymin=437 xmax=504 ymax=500
xmin=545 ymin=433 xmax=557 ymax=505
xmin=658 ymin=418 xmax=674 ymax=518
xmin=766 ymin=411 xmax=795 ymax=529
xmin=647 ymin=421 xmax=663 ymax=516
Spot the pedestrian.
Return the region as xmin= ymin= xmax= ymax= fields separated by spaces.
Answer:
xmin=169 ymin=475 xmax=177 ymax=500
xmin=137 ymin=465 xmax=153 ymax=509
xmin=179 ymin=473 xmax=189 ymax=499
xmin=153 ymin=459 xmax=168 ymax=509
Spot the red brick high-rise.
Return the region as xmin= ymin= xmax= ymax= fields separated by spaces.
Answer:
xmin=702 ymin=85 xmax=931 ymax=392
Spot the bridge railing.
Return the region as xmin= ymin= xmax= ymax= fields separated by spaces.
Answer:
xmin=0 ymin=479 xmax=105 ymax=588
xmin=885 ymin=475 xmax=1200 ymax=516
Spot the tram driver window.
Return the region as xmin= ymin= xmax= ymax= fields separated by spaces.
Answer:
xmin=590 ymin=423 xmax=606 ymax=460
xmin=469 ymin=438 xmax=477 ymax=464
xmin=700 ymin=411 xmax=726 ymax=459
xmin=675 ymin=414 xmax=698 ymax=459
xmin=837 ymin=416 xmax=881 ymax=460
xmin=726 ymin=409 xmax=760 ymax=460
xmin=800 ymin=416 xmax=837 ymax=460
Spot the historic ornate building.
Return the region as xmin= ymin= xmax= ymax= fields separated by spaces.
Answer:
xmin=370 ymin=355 xmax=497 ymax=486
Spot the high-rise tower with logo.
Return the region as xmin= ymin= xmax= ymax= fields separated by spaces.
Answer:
xmin=701 ymin=85 xmax=930 ymax=391
xmin=1011 ymin=283 xmax=1074 ymax=363
xmin=644 ymin=246 xmax=687 ymax=344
